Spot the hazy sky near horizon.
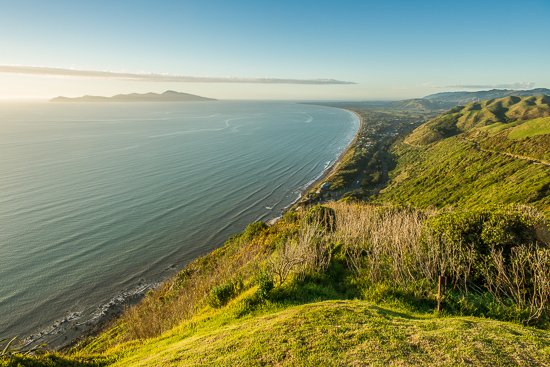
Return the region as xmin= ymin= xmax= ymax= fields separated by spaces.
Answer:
xmin=1 ymin=0 xmax=549 ymax=100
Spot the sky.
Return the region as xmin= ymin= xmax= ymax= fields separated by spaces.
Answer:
xmin=0 ymin=0 xmax=549 ymax=100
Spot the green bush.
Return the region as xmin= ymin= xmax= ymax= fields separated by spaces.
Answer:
xmin=208 ymin=279 xmax=243 ymax=308
xmin=256 ymin=271 xmax=274 ymax=300
xmin=242 ymin=221 xmax=268 ymax=241
xmin=282 ymin=210 xmax=299 ymax=223
xmin=424 ymin=207 xmax=542 ymax=259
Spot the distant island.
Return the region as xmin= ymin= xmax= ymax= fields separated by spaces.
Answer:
xmin=50 ymin=90 xmax=216 ymax=102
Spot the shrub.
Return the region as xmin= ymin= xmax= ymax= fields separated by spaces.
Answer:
xmin=282 ymin=210 xmax=299 ymax=223
xmin=328 ymin=202 xmax=549 ymax=326
xmin=208 ymin=279 xmax=242 ymax=308
xmin=481 ymin=245 xmax=549 ymax=325
xmin=234 ymin=272 xmax=275 ymax=318
xmin=256 ymin=271 xmax=274 ymax=300
xmin=269 ymin=239 xmax=304 ymax=286
xmin=422 ymin=207 xmax=545 ymax=289
xmin=242 ymin=221 xmax=268 ymax=241
xmin=268 ymin=221 xmax=332 ymax=286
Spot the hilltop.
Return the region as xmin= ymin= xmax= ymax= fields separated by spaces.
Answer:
xmin=50 ymin=90 xmax=216 ymax=102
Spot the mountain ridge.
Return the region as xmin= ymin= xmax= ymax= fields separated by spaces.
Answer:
xmin=423 ymin=88 xmax=550 ymax=104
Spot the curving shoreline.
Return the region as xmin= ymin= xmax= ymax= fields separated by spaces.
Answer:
xmin=293 ymin=108 xmax=364 ymax=206
xmin=270 ymin=108 xmax=362 ymax=222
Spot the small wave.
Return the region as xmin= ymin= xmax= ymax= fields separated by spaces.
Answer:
xmin=20 ymin=282 xmax=159 ymax=349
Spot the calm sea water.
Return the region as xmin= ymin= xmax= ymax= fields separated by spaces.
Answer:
xmin=0 ymin=101 xmax=358 ymax=345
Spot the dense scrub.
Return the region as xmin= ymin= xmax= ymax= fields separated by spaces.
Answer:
xmin=331 ymin=203 xmax=549 ymax=324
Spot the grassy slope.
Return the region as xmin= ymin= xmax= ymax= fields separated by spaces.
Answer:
xmin=507 ymin=116 xmax=550 ymax=139
xmin=379 ymin=96 xmax=550 ymax=216
xmin=378 ymin=138 xmax=550 ymax=215
xmin=473 ymin=116 xmax=550 ymax=161
xmin=96 ymin=300 xmax=549 ymax=367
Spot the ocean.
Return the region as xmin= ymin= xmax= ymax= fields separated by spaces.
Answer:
xmin=0 ymin=101 xmax=358 ymax=346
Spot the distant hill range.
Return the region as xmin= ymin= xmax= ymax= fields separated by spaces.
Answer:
xmin=50 ymin=90 xmax=216 ymax=102
xmin=423 ymin=88 xmax=550 ymax=105
xmin=310 ymin=88 xmax=550 ymax=112
xmin=396 ymin=88 xmax=550 ymax=111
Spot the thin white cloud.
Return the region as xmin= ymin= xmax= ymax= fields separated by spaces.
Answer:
xmin=445 ymin=82 xmax=535 ymax=90
xmin=0 ymin=65 xmax=355 ymax=85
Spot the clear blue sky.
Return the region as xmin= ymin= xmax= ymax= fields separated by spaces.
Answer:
xmin=1 ymin=0 xmax=549 ymax=100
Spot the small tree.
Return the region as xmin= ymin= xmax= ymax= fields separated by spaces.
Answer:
xmin=268 ymin=239 xmax=304 ymax=285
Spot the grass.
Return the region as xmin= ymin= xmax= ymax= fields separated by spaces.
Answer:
xmin=82 ymin=300 xmax=550 ymax=367
xmin=508 ymin=116 xmax=550 ymax=140
xmin=378 ymin=138 xmax=550 ymax=216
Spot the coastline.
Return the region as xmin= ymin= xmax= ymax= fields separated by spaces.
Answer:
xmin=268 ymin=108 xmax=363 ymax=223
xmin=293 ymin=109 xmax=363 ymax=204
xmin=23 ymin=107 xmax=364 ymax=351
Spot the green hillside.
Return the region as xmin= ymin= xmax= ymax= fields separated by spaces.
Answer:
xmin=406 ymin=95 xmax=550 ymax=146
xmin=378 ymin=96 xmax=550 ymax=216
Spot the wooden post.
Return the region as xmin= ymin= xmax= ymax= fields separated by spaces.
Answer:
xmin=436 ymin=275 xmax=446 ymax=313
